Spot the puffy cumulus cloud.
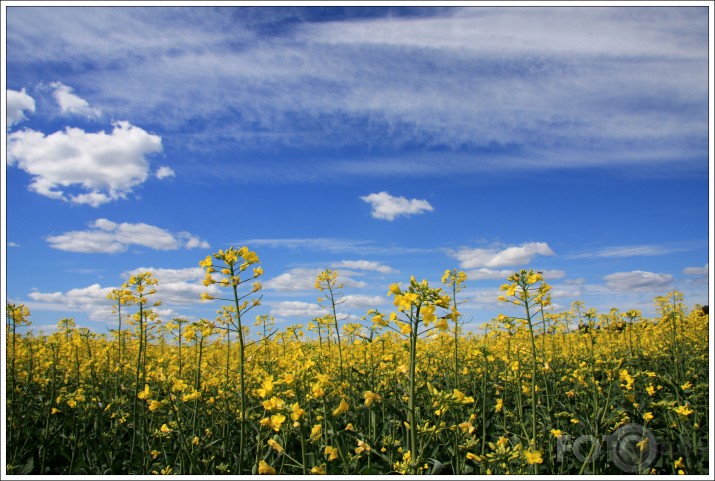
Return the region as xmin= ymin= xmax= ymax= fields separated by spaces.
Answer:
xmin=265 ymin=268 xmax=366 ymax=292
xmin=332 ymin=260 xmax=395 ymax=274
xmin=360 ymin=192 xmax=433 ymax=221
xmin=7 ymin=121 xmax=162 ymax=206
xmin=46 ymin=219 xmax=209 ymax=253
xmin=452 ymin=242 xmax=555 ymax=269
xmin=50 ymin=82 xmax=101 ymax=118
xmin=682 ymin=263 xmax=708 ymax=277
xmin=603 ymin=270 xmax=673 ymax=293
xmin=156 ymin=166 xmax=175 ymax=179
xmin=121 ymin=266 xmax=219 ymax=304
xmin=28 ymin=283 xmax=114 ymax=321
xmin=269 ymin=301 xmax=324 ymax=318
xmin=7 ymin=88 xmax=36 ymax=127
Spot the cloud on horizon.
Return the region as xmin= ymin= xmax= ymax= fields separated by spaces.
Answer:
xmin=452 ymin=242 xmax=555 ymax=269
xmin=47 ymin=219 xmax=210 ymax=254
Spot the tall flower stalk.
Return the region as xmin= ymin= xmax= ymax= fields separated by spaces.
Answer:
xmin=199 ymin=246 xmax=263 ymax=474
xmin=383 ymin=276 xmax=451 ymax=473
xmin=315 ymin=269 xmax=347 ymax=382
xmin=498 ymin=269 xmax=551 ymax=474
xmin=441 ymin=269 xmax=467 ymax=390
xmin=120 ymin=272 xmax=160 ymax=466
xmin=6 ymin=303 xmax=31 ymax=452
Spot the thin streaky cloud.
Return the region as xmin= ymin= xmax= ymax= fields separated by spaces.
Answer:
xmin=6 ymin=7 xmax=707 ymax=178
xmin=567 ymin=244 xmax=688 ymax=259
xmin=243 ymin=238 xmax=435 ymax=256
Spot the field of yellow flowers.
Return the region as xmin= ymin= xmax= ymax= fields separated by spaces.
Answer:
xmin=5 ymin=247 xmax=710 ymax=475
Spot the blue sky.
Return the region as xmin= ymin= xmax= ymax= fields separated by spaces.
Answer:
xmin=2 ymin=3 xmax=712 ymax=335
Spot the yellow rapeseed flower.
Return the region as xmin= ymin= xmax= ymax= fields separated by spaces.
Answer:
xmin=524 ymin=449 xmax=543 ymax=465
xmin=324 ymin=445 xmax=339 ymax=461
xmin=258 ymin=460 xmax=276 ymax=475
xmin=137 ymin=384 xmax=151 ymax=400
xmin=364 ymin=391 xmax=382 ymax=407
xmin=310 ymin=424 xmax=322 ymax=441
xmin=674 ymin=405 xmax=694 ymax=417
xmin=333 ymin=398 xmax=349 ymax=416
xmin=267 ymin=439 xmax=283 ymax=453
xmin=311 ymin=464 xmax=327 ymax=474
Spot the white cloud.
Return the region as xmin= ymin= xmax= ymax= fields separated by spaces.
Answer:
xmin=270 ymin=301 xmax=324 ymax=319
xmin=342 ymin=294 xmax=386 ymax=309
xmin=464 ymin=267 xmax=565 ymax=281
xmin=50 ymin=82 xmax=101 ymax=118
xmin=8 ymin=242 xmax=20 ymax=248
xmin=121 ymin=266 xmax=219 ymax=304
xmin=264 ymin=268 xmax=322 ymax=292
xmin=47 ymin=219 xmax=209 ymax=253
xmin=570 ymin=244 xmax=682 ymax=259
xmin=7 ymin=121 xmax=162 ymax=206
xmin=244 ymin=237 xmax=432 ymax=256
xmin=332 ymin=260 xmax=395 ymax=274
xmin=28 ymin=283 xmax=114 ymax=321
xmin=452 ymin=242 xmax=555 ymax=269
xmin=156 ymin=166 xmax=175 ymax=179
xmin=603 ymin=270 xmax=673 ymax=292
xmin=550 ymin=284 xmax=584 ymax=300
xmin=540 ymin=269 xmax=566 ymax=280
xmin=182 ymin=234 xmax=210 ymax=249
xmin=5 ymin=8 xmax=706 ymax=178
xmin=121 ymin=266 xmax=204 ymax=284
xmin=7 ymin=88 xmax=36 ymax=127
xmin=265 ymin=267 xmax=366 ymax=292
xmin=465 ymin=268 xmax=518 ymax=280
xmin=360 ymin=192 xmax=434 ymax=221
xmin=682 ymin=263 xmax=708 ymax=276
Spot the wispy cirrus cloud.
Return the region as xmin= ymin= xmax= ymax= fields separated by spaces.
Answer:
xmin=6 ymin=7 xmax=707 ymax=180
xmin=47 ymin=219 xmax=209 ymax=254
xmin=243 ymin=237 xmax=433 ymax=256
xmin=682 ymin=263 xmax=708 ymax=277
xmin=332 ymin=260 xmax=396 ymax=274
xmin=568 ymin=244 xmax=687 ymax=259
